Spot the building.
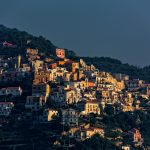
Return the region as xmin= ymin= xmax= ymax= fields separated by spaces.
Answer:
xmin=62 ymin=108 xmax=79 ymax=126
xmin=114 ymin=73 xmax=129 ymax=81
xmin=56 ymin=48 xmax=65 ymax=59
xmin=130 ymin=129 xmax=143 ymax=143
xmin=17 ymin=55 xmax=21 ymax=69
xmin=125 ymin=79 xmax=143 ymax=91
xmin=33 ymin=70 xmax=51 ymax=84
xmin=48 ymin=63 xmax=57 ymax=69
xmin=68 ymin=124 xmax=104 ymax=140
xmin=32 ymin=83 xmax=50 ymax=98
xmin=124 ymin=128 xmax=143 ymax=147
xmin=0 ymin=87 xmax=22 ymax=96
xmin=84 ymin=100 xmax=101 ymax=115
xmin=64 ymin=88 xmax=81 ymax=104
xmin=40 ymin=109 xmax=58 ymax=123
xmin=25 ymin=96 xmax=46 ymax=111
xmin=32 ymin=60 xmax=43 ymax=71
xmin=26 ymin=48 xmax=38 ymax=55
xmin=83 ymin=126 xmax=104 ymax=139
xmin=72 ymin=62 xmax=79 ymax=73
xmin=0 ymin=102 xmax=14 ymax=116
xmin=121 ymin=103 xmax=134 ymax=112
xmin=121 ymin=146 xmax=130 ymax=150
xmin=65 ymin=80 xmax=88 ymax=91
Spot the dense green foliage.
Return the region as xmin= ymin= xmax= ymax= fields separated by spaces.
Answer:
xmin=81 ymin=57 xmax=150 ymax=82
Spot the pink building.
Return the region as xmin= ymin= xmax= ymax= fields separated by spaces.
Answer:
xmin=56 ymin=48 xmax=65 ymax=59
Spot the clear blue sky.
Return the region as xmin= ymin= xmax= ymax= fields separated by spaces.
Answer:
xmin=0 ymin=0 xmax=150 ymax=66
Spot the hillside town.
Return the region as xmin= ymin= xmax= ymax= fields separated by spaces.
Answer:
xmin=0 ymin=46 xmax=150 ymax=150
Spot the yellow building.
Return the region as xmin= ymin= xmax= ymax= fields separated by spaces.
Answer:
xmin=42 ymin=109 xmax=58 ymax=122
xmin=68 ymin=124 xmax=104 ymax=140
xmin=72 ymin=62 xmax=79 ymax=73
xmin=17 ymin=55 xmax=21 ymax=69
xmin=67 ymin=81 xmax=88 ymax=90
xmin=58 ymin=60 xmax=66 ymax=66
xmin=121 ymin=103 xmax=134 ymax=112
xmin=32 ymin=60 xmax=43 ymax=71
xmin=84 ymin=100 xmax=101 ymax=115
xmin=96 ymin=72 xmax=125 ymax=91
xmin=33 ymin=70 xmax=51 ymax=84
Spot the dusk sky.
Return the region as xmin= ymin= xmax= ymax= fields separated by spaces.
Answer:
xmin=0 ymin=0 xmax=150 ymax=66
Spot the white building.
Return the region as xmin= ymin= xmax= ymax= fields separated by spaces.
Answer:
xmin=62 ymin=108 xmax=79 ymax=126
xmin=0 ymin=87 xmax=22 ymax=96
xmin=25 ymin=96 xmax=45 ymax=111
xmin=0 ymin=102 xmax=14 ymax=116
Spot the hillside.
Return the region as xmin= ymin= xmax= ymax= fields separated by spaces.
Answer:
xmin=0 ymin=25 xmax=57 ymax=56
xmin=0 ymin=25 xmax=150 ymax=82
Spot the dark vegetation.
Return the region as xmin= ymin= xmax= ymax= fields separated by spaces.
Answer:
xmin=0 ymin=24 xmax=75 ymax=58
xmin=1 ymin=24 xmax=150 ymax=82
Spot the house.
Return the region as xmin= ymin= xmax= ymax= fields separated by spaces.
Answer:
xmin=56 ymin=48 xmax=65 ymax=59
xmin=114 ymin=73 xmax=129 ymax=81
xmin=100 ymin=90 xmax=113 ymax=104
xmin=49 ymin=86 xmax=65 ymax=105
xmin=0 ymin=102 xmax=14 ymax=116
xmin=129 ymin=129 xmax=143 ymax=143
xmin=48 ymin=63 xmax=57 ymax=69
xmin=33 ymin=69 xmax=51 ymax=84
xmin=121 ymin=145 xmax=130 ymax=150
xmin=121 ymin=103 xmax=134 ymax=112
xmin=26 ymin=48 xmax=38 ymax=55
xmin=68 ymin=124 xmax=104 ymax=140
xmin=25 ymin=96 xmax=46 ymax=111
xmin=0 ymin=87 xmax=22 ymax=96
xmin=65 ymin=80 xmax=88 ymax=91
xmin=84 ymin=100 xmax=101 ymax=115
xmin=124 ymin=128 xmax=143 ymax=147
xmin=62 ymin=108 xmax=79 ymax=126
xmin=88 ymin=81 xmax=95 ymax=88
xmin=125 ymin=79 xmax=143 ymax=91
xmin=72 ymin=62 xmax=79 ymax=73
xmin=32 ymin=60 xmax=43 ymax=71
xmin=83 ymin=126 xmax=104 ymax=139
xmin=58 ymin=60 xmax=66 ymax=66
xmin=21 ymin=64 xmax=31 ymax=72
xmin=96 ymin=72 xmax=125 ymax=91
xmin=32 ymin=83 xmax=50 ymax=98
xmin=120 ymin=92 xmax=134 ymax=112
xmin=40 ymin=109 xmax=58 ymax=123
xmin=64 ymin=88 xmax=82 ymax=104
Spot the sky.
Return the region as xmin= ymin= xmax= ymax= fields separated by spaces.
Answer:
xmin=0 ymin=0 xmax=150 ymax=66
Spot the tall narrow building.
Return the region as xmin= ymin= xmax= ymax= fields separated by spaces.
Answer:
xmin=18 ymin=55 xmax=21 ymax=69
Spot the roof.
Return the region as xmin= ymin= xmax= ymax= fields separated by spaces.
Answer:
xmin=86 ymin=100 xmax=99 ymax=104
xmin=0 ymin=87 xmax=21 ymax=90
xmin=48 ymin=108 xmax=58 ymax=112
xmin=0 ymin=102 xmax=14 ymax=105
